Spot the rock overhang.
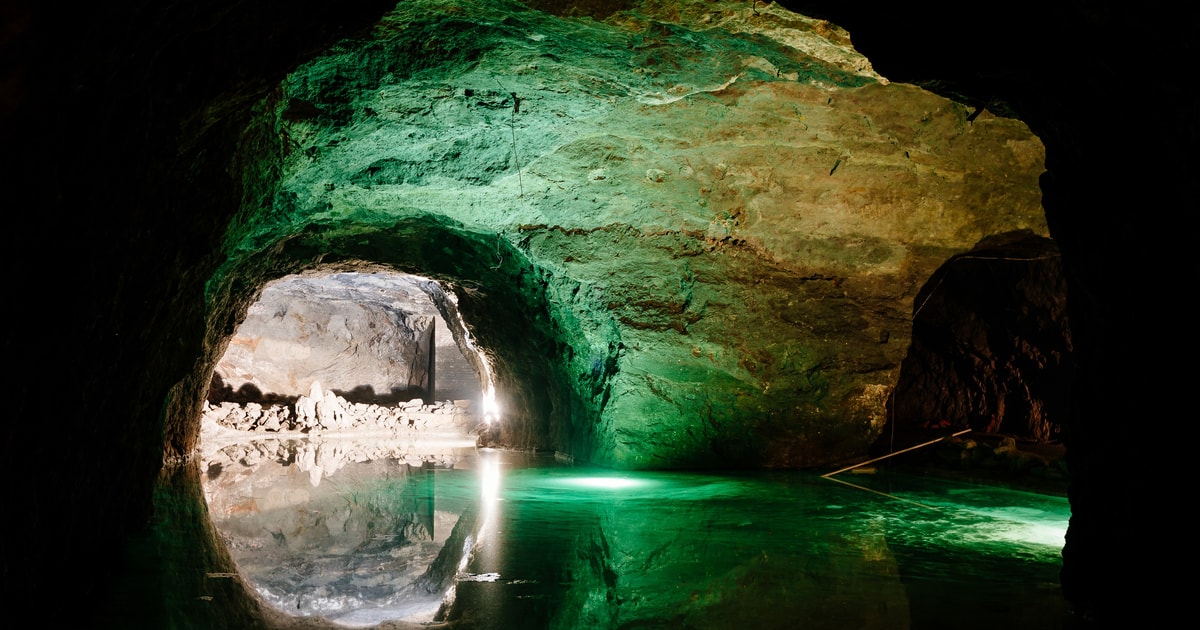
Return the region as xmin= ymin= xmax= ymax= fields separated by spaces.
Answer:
xmin=208 ymin=0 xmax=1049 ymax=469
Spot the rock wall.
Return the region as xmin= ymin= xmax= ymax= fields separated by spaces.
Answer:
xmin=210 ymin=272 xmax=439 ymax=404
xmin=206 ymin=0 xmax=1048 ymax=470
xmin=202 ymin=383 xmax=476 ymax=436
xmin=882 ymin=230 xmax=1072 ymax=446
xmin=432 ymin=312 xmax=483 ymax=404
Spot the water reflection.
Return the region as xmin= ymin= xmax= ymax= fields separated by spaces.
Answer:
xmin=202 ymin=438 xmax=1071 ymax=629
xmin=201 ymin=437 xmax=479 ymax=626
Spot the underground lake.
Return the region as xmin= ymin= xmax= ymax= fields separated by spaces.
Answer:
xmin=196 ymin=437 xmax=1071 ymax=629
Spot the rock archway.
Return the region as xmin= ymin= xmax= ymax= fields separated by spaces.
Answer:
xmin=185 ymin=0 xmax=1048 ymax=476
xmin=198 ymin=214 xmax=606 ymax=460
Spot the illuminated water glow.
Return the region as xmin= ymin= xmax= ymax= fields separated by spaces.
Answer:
xmin=554 ymin=476 xmax=652 ymax=490
xmin=203 ymin=444 xmax=1072 ymax=629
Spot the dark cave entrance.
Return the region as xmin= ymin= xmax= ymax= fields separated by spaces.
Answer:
xmin=870 ymin=230 xmax=1072 ymax=493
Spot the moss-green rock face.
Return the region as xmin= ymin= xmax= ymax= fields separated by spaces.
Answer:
xmin=212 ymin=0 xmax=1047 ymax=469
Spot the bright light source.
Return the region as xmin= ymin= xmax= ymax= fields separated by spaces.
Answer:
xmin=560 ymin=476 xmax=646 ymax=490
xmin=447 ymin=290 xmax=500 ymax=425
xmin=480 ymin=386 xmax=499 ymax=424
xmin=1021 ymin=523 xmax=1067 ymax=547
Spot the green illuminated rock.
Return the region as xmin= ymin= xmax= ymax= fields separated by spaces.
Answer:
xmin=210 ymin=0 xmax=1047 ymax=469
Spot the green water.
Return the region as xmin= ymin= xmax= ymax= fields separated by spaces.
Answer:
xmin=202 ymin=441 xmax=1070 ymax=629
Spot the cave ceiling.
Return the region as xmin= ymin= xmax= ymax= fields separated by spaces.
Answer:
xmin=210 ymin=0 xmax=1048 ymax=469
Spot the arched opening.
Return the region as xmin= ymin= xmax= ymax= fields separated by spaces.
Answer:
xmin=197 ymin=214 xmax=617 ymax=465
xmin=204 ymin=270 xmax=487 ymax=426
xmin=199 ymin=269 xmax=494 ymax=624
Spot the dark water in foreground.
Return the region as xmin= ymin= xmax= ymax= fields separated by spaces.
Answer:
xmin=202 ymin=439 xmax=1070 ymax=629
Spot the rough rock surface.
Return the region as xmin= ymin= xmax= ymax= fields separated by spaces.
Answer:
xmin=882 ymin=230 xmax=1071 ymax=445
xmin=211 ymin=272 xmax=442 ymax=404
xmin=202 ymin=382 xmax=477 ymax=435
xmin=208 ymin=0 xmax=1048 ymax=470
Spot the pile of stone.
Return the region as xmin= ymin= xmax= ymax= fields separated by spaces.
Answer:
xmin=202 ymin=381 xmax=475 ymax=435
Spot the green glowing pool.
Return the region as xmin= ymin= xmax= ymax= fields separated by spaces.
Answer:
xmin=201 ymin=439 xmax=1070 ymax=629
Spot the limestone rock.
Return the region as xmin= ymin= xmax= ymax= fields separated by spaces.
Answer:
xmin=203 ymin=384 xmax=477 ymax=438
xmin=210 ymin=274 xmax=438 ymax=405
xmin=205 ymin=0 xmax=1050 ymax=468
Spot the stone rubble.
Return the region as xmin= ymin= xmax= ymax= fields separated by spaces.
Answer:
xmin=202 ymin=380 xmax=476 ymax=436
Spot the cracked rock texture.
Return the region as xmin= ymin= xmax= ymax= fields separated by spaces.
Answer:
xmin=884 ymin=230 xmax=1071 ymax=445
xmin=211 ymin=273 xmax=441 ymax=404
xmin=209 ymin=0 xmax=1046 ymax=469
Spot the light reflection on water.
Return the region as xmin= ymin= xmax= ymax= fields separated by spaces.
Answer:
xmin=202 ymin=438 xmax=1070 ymax=629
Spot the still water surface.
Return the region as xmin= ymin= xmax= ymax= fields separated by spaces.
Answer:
xmin=202 ymin=438 xmax=1070 ymax=629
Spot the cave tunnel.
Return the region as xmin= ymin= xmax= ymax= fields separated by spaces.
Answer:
xmin=203 ymin=214 xmax=610 ymax=461
xmin=204 ymin=270 xmax=481 ymax=410
xmin=4 ymin=1 xmax=1193 ymax=628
